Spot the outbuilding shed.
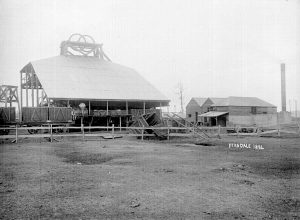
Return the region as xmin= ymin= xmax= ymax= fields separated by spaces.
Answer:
xmin=186 ymin=96 xmax=277 ymax=127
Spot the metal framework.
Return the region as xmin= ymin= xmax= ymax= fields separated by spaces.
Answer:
xmin=60 ymin=33 xmax=111 ymax=60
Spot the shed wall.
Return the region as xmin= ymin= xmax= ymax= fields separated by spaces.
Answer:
xmin=186 ymin=99 xmax=202 ymax=123
xmin=228 ymin=114 xmax=278 ymax=126
xmin=213 ymin=106 xmax=277 ymax=116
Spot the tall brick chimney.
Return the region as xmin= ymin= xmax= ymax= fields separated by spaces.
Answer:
xmin=281 ymin=63 xmax=286 ymax=112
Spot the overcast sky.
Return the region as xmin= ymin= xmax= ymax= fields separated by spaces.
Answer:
xmin=0 ymin=0 xmax=299 ymax=112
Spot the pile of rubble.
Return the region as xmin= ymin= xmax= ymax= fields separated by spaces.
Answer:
xmin=129 ymin=111 xmax=168 ymax=139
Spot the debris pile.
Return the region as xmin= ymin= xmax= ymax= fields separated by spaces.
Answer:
xmin=129 ymin=111 xmax=168 ymax=139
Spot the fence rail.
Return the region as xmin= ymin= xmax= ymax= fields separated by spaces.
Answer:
xmin=0 ymin=123 xmax=299 ymax=143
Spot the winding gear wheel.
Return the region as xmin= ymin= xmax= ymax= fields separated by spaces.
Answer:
xmin=68 ymin=33 xmax=96 ymax=56
xmin=60 ymin=33 xmax=110 ymax=60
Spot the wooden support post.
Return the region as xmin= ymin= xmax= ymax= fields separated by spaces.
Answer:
xmin=218 ymin=125 xmax=221 ymax=139
xmin=31 ymin=73 xmax=34 ymax=107
xmin=106 ymin=117 xmax=109 ymax=131
xmin=25 ymin=72 xmax=28 ymax=107
xmin=143 ymin=101 xmax=146 ymax=114
xmin=159 ymin=102 xmax=162 ymax=119
xmin=41 ymin=90 xmax=44 ymax=106
xmin=88 ymin=100 xmax=91 ymax=115
xmin=36 ymin=74 xmax=39 ymax=106
xmin=9 ymin=88 xmax=12 ymax=108
xmin=126 ymin=101 xmax=128 ymax=115
xmin=89 ymin=122 xmax=92 ymax=133
xmin=15 ymin=125 xmax=18 ymax=143
xmin=4 ymin=87 xmax=7 ymax=107
xmin=167 ymin=126 xmax=170 ymax=141
xmin=67 ymin=100 xmax=70 ymax=107
xmin=15 ymin=87 xmax=21 ymax=123
xmin=8 ymin=106 xmax=11 ymax=121
xmin=20 ymin=72 xmax=23 ymax=121
xmin=50 ymin=124 xmax=53 ymax=142
xmin=141 ymin=125 xmax=144 ymax=140
xmin=119 ymin=116 xmax=121 ymax=131
xmin=112 ymin=124 xmax=114 ymax=139
xmin=106 ymin=100 xmax=109 ymax=115
xmin=82 ymin=123 xmax=85 ymax=141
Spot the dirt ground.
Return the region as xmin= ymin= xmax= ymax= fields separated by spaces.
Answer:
xmin=0 ymin=136 xmax=299 ymax=219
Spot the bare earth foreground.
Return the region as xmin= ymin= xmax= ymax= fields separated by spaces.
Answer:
xmin=0 ymin=136 xmax=299 ymax=219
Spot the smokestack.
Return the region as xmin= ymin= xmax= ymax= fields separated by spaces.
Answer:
xmin=281 ymin=63 xmax=286 ymax=112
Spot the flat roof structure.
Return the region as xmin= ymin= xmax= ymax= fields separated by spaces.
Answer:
xmin=199 ymin=111 xmax=228 ymax=117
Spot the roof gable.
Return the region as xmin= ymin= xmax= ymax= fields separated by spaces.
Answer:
xmin=208 ymin=97 xmax=228 ymax=106
xmin=191 ymin=97 xmax=207 ymax=107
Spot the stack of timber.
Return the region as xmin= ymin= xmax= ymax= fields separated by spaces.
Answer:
xmin=129 ymin=111 xmax=168 ymax=139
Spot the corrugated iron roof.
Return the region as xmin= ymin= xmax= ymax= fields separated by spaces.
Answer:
xmin=199 ymin=111 xmax=228 ymax=117
xmin=210 ymin=96 xmax=275 ymax=107
xmin=21 ymin=56 xmax=169 ymax=103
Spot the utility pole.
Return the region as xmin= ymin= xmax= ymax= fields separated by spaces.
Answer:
xmin=177 ymin=82 xmax=184 ymax=113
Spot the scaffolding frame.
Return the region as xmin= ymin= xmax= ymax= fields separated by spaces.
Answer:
xmin=0 ymin=85 xmax=19 ymax=107
xmin=20 ymin=65 xmax=49 ymax=121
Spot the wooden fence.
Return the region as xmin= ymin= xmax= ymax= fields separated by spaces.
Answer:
xmin=0 ymin=123 xmax=299 ymax=143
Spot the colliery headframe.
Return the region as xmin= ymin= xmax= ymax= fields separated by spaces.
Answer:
xmin=0 ymin=34 xmax=295 ymax=139
xmin=1 ymin=34 xmax=170 ymax=133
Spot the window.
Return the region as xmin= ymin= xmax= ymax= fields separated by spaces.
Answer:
xmin=188 ymin=114 xmax=192 ymax=118
xmin=251 ymin=107 xmax=257 ymax=114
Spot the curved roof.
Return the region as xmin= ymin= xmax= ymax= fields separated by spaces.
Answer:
xmin=21 ymin=56 xmax=169 ymax=103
